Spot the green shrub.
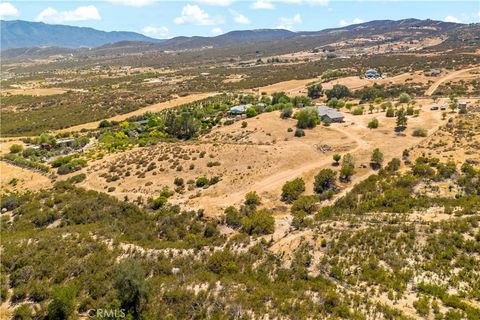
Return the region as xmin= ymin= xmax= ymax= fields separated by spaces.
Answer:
xmin=352 ymin=107 xmax=364 ymax=115
xmin=67 ymin=173 xmax=86 ymax=184
xmin=314 ymin=169 xmax=337 ymax=194
xmin=47 ymin=285 xmax=77 ymax=320
xmin=412 ymin=128 xmax=428 ymax=137
xmin=367 ymin=118 xmax=379 ymax=129
xmin=294 ymin=129 xmax=305 ymax=137
xmin=291 ymin=195 xmax=318 ymax=214
xmin=244 ymin=191 xmax=261 ymax=207
xmin=246 ymin=107 xmax=257 ymax=118
xmin=9 ymin=144 xmax=23 ymax=154
xmin=281 ymin=178 xmax=305 ymax=203
xmin=225 ymin=206 xmax=242 ymax=229
xmin=242 ymin=209 xmax=275 ymax=235
xmin=196 ymin=177 xmax=209 ymax=188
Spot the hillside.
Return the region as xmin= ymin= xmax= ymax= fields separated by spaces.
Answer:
xmin=0 ymin=20 xmax=163 ymax=49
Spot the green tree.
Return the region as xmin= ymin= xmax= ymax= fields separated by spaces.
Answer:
xmin=333 ymin=154 xmax=341 ymax=165
xmin=113 ymin=259 xmax=149 ymax=317
xmin=395 ymin=108 xmax=408 ymax=131
xmin=295 ymin=107 xmax=320 ymax=129
xmin=385 ymin=158 xmax=401 ymax=173
xmin=370 ymin=148 xmax=384 ymax=169
xmin=449 ymin=94 xmax=458 ymax=112
xmin=307 ymin=84 xmax=323 ymax=99
xmin=340 ymin=153 xmax=355 ymax=181
xmin=281 ymin=178 xmax=306 ymax=203
xmin=47 ymin=285 xmax=76 ymax=320
xmin=314 ymin=169 xmax=337 ymax=194
xmin=326 ymin=84 xmax=351 ymax=100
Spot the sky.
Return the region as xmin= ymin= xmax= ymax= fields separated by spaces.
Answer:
xmin=0 ymin=0 xmax=479 ymax=38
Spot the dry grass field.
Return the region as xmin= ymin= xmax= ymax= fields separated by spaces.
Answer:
xmin=69 ymin=98 xmax=446 ymax=216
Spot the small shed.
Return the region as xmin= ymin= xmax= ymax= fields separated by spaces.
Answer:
xmin=458 ymin=102 xmax=467 ymax=110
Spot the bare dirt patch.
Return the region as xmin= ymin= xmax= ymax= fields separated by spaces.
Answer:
xmin=0 ymin=161 xmax=51 ymax=192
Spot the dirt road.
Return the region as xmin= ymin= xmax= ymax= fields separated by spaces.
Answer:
xmin=424 ymin=66 xmax=480 ymax=96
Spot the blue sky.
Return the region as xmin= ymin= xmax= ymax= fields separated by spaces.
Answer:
xmin=1 ymin=1 xmax=479 ymax=38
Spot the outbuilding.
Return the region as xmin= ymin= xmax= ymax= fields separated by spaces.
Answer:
xmin=316 ymin=105 xmax=345 ymax=123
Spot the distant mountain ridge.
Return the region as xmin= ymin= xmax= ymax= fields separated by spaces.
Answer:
xmin=161 ymin=29 xmax=295 ymax=49
xmin=1 ymin=20 xmax=164 ymax=50
xmin=1 ymin=18 xmax=473 ymax=60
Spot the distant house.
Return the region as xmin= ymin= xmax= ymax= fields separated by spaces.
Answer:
xmin=429 ymin=69 xmax=441 ymax=77
xmin=316 ymin=105 xmax=345 ymax=123
xmin=365 ymin=69 xmax=380 ymax=79
xmin=257 ymin=103 xmax=267 ymax=107
xmin=430 ymin=106 xmax=439 ymax=110
xmin=135 ymin=119 xmax=149 ymax=125
xmin=228 ymin=104 xmax=252 ymax=115
xmin=459 ymin=102 xmax=467 ymax=110
xmin=440 ymin=105 xmax=447 ymax=111
xmin=56 ymin=139 xmax=75 ymax=147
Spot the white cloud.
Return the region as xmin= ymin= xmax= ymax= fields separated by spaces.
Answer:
xmin=174 ymin=4 xmax=223 ymax=26
xmin=277 ymin=0 xmax=329 ymax=5
xmin=444 ymin=15 xmax=461 ymax=23
xmin=196 ymin=0 xmax=235 ymax=6
xmin=142 ymin=26 xmax=169 ymax=38
xmin=251 ymin=0 xmax=274 ymax=9
xmin=0 ymin=2 xmax=20 ymax=18
xmin=211 ymin=27 xmax=223 ymax=35
xmin=339 ymin=18 xmax=363 ymax=27
xmin=35 ymin=5 xmax=101 ymax=24
xmin=230 ymin=9 xmax=250 ymax=24
xmin=251 ymin=0 xmax=329 ymax=10
xmin=276 ymin=13 xmax=302 ymax=30
xmin=108 ymin=0 xmax=155 ymax=7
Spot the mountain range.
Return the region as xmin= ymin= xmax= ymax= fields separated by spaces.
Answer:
xmin=0 ymin=20 xmax=163 ymax=50
xmin=1 ymin=18 xmax=478 ymax=60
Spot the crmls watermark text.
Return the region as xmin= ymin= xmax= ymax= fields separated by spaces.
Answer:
xmin=88 ymin=309 xmax=126 ymax=318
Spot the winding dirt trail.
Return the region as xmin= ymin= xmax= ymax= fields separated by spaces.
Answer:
xmin=424 ymin=66 xmax=480 ymax=96
xmin=191 ymin=124 xmax=368 ymax=214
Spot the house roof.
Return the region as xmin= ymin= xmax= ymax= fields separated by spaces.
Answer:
xmin=316 ymin=105 xmax=344 ymax=119
xmin=228 ymin=104 xmax=251 ymax=113
xmin=366 ymin=69 xmax=378 ymax=74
